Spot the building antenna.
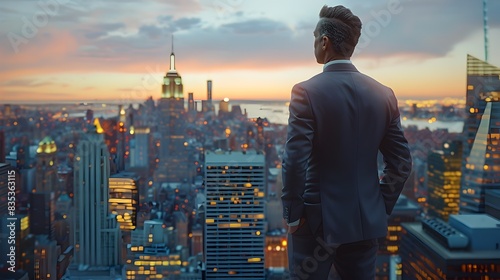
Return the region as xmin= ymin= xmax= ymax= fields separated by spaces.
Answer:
xmin=483 ymin=0 xmax=489 ymax=62
xmin=171 ymin=34 xmax=174 ymax=54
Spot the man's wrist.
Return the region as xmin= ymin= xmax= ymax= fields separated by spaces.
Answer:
xmin=287 ymin=219 xmax=300 ymax=226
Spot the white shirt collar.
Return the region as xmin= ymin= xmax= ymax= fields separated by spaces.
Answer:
xmin=323 ymin=59 xmax=352 ymax=70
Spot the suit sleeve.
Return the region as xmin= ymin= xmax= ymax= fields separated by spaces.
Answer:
xmin=281 ymin=84 xmax=315 ymax=224
xmin=379 ymin=91 xmax=412 ymax=215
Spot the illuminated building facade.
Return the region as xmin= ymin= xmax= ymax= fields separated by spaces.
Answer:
xmin=460 ymin=55 xmax=500 ymax=213
xmin=129 ymin=127 xmax=151 ymax=169
xmin=264 ymin=234 xmax=288 ymax=269
xmin=204 ymin=150 xmax=266 ymax=279
xmin=219 ymin=98 xmax=230 ymax=115
xmin=0 ymin=215 xmax=35 ymax=277
xmin=124 ymin=220 xmax=188 ymax=279
xmin=109 ymin=172 xmax=139 ymax=231
xmin=34 ymin=235 xmax=58 ymax=280
xmin=35 ymin=137 xmax=58 ymax=194
xmin=155 ymin=42 xmax=191 ymax=184
xmin=400 ymin=214 xmax=500 ymax=279
xmin=377 ymin=195 xmax=421 ymax=279
xmin=427 ymin=141 xmax=462 ymax=221
xmin=73 ymin=128 xmax=120 ymax=268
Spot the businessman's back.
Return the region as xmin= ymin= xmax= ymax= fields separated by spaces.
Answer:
xmin=281 ymin=5 xmax=412 ymax=280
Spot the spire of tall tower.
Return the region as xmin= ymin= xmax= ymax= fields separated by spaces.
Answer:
xmin=483 ymin=0 xmax=489 ymax=62
xmin=169 ymin=34 xmax=176 ymax=72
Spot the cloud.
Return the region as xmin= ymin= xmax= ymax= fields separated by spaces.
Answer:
xmin=221 ymin=18 xmax=290 ymax=34
xmin=353 ymin=0 xmax=500 ymax=58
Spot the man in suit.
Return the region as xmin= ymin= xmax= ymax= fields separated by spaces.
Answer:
xmin=281 ymin=5 xmax=412 ymax=279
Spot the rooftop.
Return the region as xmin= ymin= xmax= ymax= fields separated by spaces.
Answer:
xmin=205 ymin=150 xmax=265 ymax=165
xmin=449 ymin=214 xmax=500 ymax=229
xmin=403 ymin=222 xmax=500 ymax=260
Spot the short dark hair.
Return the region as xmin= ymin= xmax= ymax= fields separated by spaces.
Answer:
xmin=318 ymin=5 xmax=362 ymax=57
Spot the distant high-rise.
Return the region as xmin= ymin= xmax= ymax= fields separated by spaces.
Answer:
xmin=188 ymin=92 xmax=195 ymax=113
xmin=400 ymin=215 xmax=500 ymax=279
xmin=427 ymin=141 xmax=462 ymax=221
xmin=116 ymin=105 xmax=127 ymax=172
xmin=219 ymin=98 xmax=230 ymax=115
xmin=0 ymin=163 xmax=10 ymax=216
xmin=207 ymin=80 xmax=213 ymax=104
xmin=129 ymin=127 xmax=151 ymax=169
xmin=73 ymin=128 xmax=120 ymax=268
xmin=29 ymin=192 xmax=55 ymax=239
xmin=156 ymin=41 xmax=191 ymax=184
xmin=0 ymin=130 xmax=5 ymax=163
xmin=460 ymin=55 xmax=500 ymax=213
xmin=204 ymin=150 xmax=266 ymax=279
xmin=109 ymin=172 xmax=139 ymax=231
xmin=0 ymin=215 xmax=35 ymax=277
xmin=376 ymin=195 xmax=421 ymax=279
xmin=34 ymin=235 xmax=58 ymax=280
xmin=35 ymin=136 xmax=58 ymax=194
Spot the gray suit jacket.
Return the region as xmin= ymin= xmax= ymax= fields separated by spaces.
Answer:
xmin=281 ymin=62 xmax=412 ymax=245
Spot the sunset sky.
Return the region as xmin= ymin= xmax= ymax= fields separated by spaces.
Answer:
xmin=1 ymin=0 xmax=500 ymax=103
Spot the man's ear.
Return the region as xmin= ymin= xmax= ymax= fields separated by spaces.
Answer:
xmin=322 ymin=36 xmax=329 ymax=50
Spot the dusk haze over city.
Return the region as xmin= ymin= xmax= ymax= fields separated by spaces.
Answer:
xmin=1 ymin=0 xmax=500 ymax=102
xmin=1 ymin=1 xmax=500 ymax=280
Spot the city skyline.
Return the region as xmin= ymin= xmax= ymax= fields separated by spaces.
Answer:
xmin=1 ymin=0 xmax=500 ymax=103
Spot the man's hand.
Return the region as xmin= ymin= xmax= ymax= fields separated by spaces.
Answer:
xmin=288 ymin=217 xmax=306 ymax=234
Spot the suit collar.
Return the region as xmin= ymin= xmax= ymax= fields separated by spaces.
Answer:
xmin=323 ymin=62 xmax=359 ymax=73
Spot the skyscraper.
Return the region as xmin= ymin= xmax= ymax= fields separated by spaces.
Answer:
xmin=29 ymin=192 xmax=55 ymax=238
xmin=460 ymin=55 xmax=500 ymax=213
xmin=109 ymin=172 xmax=139 ymax=231
xmin=155 ymin=40 xmax=190 ymax=184
xmin=129 ymin=127 xmax=151 ymax=169
xmin=73 ymin=128 xmax=120 ymax=269
xmin=0 ymin=130 xmax=5 ymax=163
xmin=35 ymin=136 xmax=58 ymax=194
xmin=427 ymin=141 xmax=462 ymax=221
xmin=0 ymin=163 xmax=10 ymax=216
xmin=204 ymin=150 xmax=266 ymax=279
xmin=376 ymin=195 xmax=421 ymax=279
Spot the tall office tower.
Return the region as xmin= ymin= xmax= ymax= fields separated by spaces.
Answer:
xmin=109 ymin=172 xmax=139 ymax=231
xmin=400 ymin=214 xmax=500 ymax=279
xmin=188 ymin=92 xmax=195 ymax=113
xmin=85 ymin=109 xmax=93 ymax=124
xmin=129 ymin=127 xmax=151 ymax=169
xmin=34 ymin=235 xmax=58 ymax=280
xmin=427 ymin=141 xmax=462 ymax=221
xmin=460 ymin=55 xmax=500 ymax=213
xmin=174 ymin=211 xmax=188 ymax=247
xmin=35 ymin=136 xmax=58 ymax=194
xmin=0 ymin=130 xmax=5 ymax=163
xmin=376 ymin=195 xmax=421 ymax=280
xmin=116 ymin=105 xmax=127 ymax=172
xmin=155 ymin=43 xmax=190 ymax=184
xmin=207 ymin=80 xmax=213 ymax=105
xmin=124 ymin=220 xmax=191 ymax=279
xmin=73 ymin=128 xmax=120 ymax=269
xmin=0 ymin=163 xmax=10 ymax=216
xmin=204 ymin=150 xmax=266 ymax=279
xmin=485 ymin=189 xmax=500 ymax=219
xmin=219 ymin=98 xmax=230 ymax=116
xmin=29 ymin=192 xmax=55 ymax=238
